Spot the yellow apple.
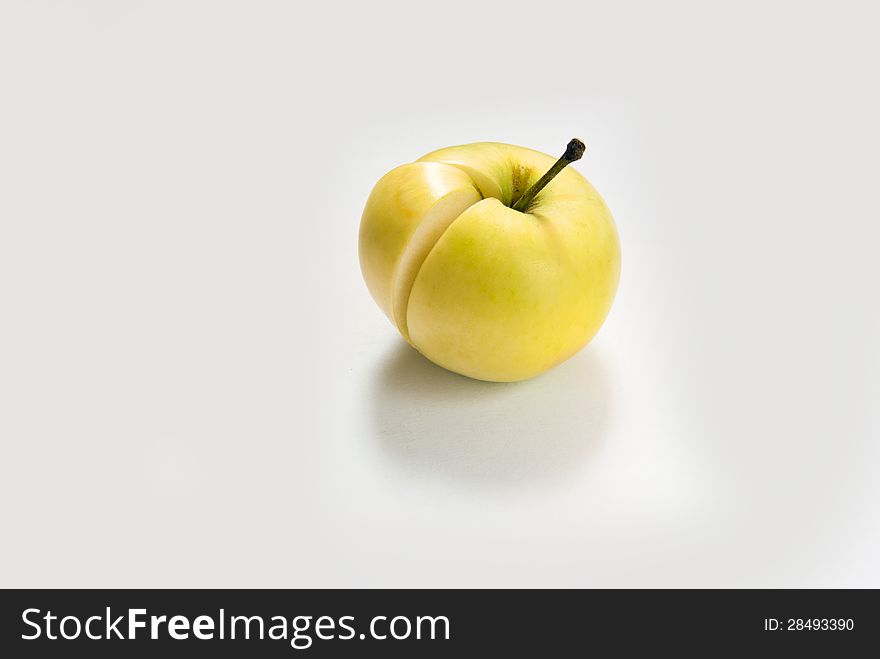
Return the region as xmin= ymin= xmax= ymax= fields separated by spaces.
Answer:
xmin=359 ymin=140 xmax=620 ymax=382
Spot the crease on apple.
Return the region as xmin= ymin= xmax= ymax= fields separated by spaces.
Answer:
xmin=431 ymin=163 xmax=503 ymax=201
xmin=391 ymin=187 xmax=481 ymax=342
xmin=417 ymin=146 xmax=508 ymax=201
xmin=387 ymin=152 xmax=519 ymax=344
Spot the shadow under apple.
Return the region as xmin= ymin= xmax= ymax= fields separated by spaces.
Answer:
xmin=368 ymin=341 xmax=613 ymax=488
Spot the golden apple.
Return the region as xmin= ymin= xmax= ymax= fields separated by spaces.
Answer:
xmin=359 ymin=140 xmax=620 ymax=382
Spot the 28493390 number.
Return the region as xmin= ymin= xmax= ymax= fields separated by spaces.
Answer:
xmin=788 ymin=619 xmax=853 ymax=631
xmin=764 ymin=618 xmax=854 ymax=631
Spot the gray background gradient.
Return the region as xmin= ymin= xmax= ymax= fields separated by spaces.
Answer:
xmin=1 ymin=0 xmax=878 ymax=587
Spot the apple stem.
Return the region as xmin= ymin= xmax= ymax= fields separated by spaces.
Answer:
xmin=511 ymin=138 xmax=586 ymax=212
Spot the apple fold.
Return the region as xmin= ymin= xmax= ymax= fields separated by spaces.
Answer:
xmin=418 ymin=144 xmax=512 ymax=202
xmin=418 ymin=142 xmax=556 ymax=207
xmin=358 ymin=162 xmax=481 ymax=336
xmin=390 ymin=188 xmax=481 ymax=341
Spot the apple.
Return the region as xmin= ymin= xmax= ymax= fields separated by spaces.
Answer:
xmin=359 ymin=139 xmax=620 ymax=382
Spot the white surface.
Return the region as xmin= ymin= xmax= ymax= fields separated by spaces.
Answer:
xmin=1 ymin=1 xmax=879 ymax=587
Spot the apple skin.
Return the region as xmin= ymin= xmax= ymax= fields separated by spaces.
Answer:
xmin=359 ymin=142 xmax=620 ymax=382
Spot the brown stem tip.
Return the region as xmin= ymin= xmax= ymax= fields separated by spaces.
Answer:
xmin=564 ymin=138 xmax=586 ymax=162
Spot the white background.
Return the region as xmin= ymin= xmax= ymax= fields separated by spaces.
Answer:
xmin=1 ymin=1 xmax=878 ymax=587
